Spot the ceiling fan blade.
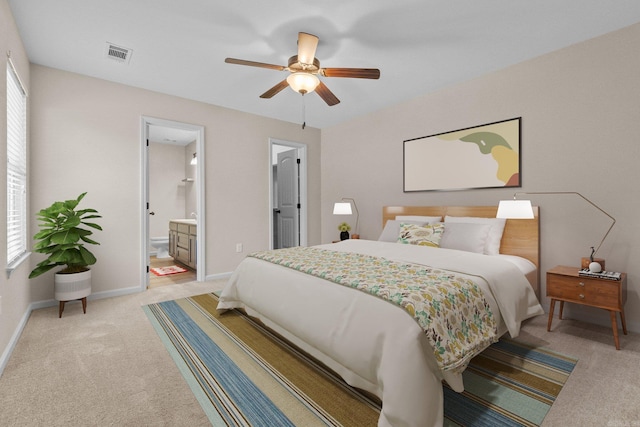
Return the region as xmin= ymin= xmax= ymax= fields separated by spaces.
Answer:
xmin=260 ymin=79 xmax=290 ymax=99
xmin=315 ymin=81 xmax=340 ymax=106
xmin=322 ymin=68 xmax=381 ymax=79
xmin=225 ymin=58 xmax=285 ymax=71
xmin=297 ymin=32 xmax=319 ymax=65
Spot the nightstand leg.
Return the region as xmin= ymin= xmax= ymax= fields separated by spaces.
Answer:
xmin=558 ymin=301 xmax=565 ymax=319
xmin=610 ymin=311 xmax=620 ymax=350
xmin=547 ymin=299 xmax=556 ymax=331
xmin=620 ymin=310 xmax=627 ymax=335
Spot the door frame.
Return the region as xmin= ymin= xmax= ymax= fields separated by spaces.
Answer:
xmin=269 ymin=138 xmax=307 ymax=249
xmin=140 ymin=116 xmax=206 ymax=289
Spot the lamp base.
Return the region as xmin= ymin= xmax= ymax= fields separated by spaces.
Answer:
xmin=581 ymin=257 xmax=605 ymax=271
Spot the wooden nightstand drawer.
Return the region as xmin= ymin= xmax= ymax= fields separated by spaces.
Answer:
xmin=546 ymin=265 xmax=627 ymax=350
xmin=547 ymin=274 xmax=619 ymax=309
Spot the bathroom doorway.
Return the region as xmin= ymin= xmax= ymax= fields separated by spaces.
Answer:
xmin=269 ymin=138 xmax=307 ymax=249
xmin=141 ymin=117 xmax=206 ymax=290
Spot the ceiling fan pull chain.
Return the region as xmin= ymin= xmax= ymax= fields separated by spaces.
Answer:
xmin=301 ymin=94 xmax=306 ymax=130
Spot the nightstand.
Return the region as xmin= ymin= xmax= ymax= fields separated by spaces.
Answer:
xmin=546 ymin=265 xmax=627 ymax=349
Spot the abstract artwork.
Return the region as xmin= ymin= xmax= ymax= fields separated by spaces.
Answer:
xmin=403 ymin=118 xmax=521 ymax=192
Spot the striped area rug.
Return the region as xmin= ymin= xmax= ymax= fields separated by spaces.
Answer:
xmin=443 ymin=340 xmax=577 ymax=426
xmin=143 ymin=293 xmax=577 ymax=427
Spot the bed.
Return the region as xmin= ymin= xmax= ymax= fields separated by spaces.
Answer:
xmin=217 ymin=206 xmax=544 ymax=427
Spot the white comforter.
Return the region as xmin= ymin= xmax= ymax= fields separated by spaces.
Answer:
xmin=217 ymin=240 xmax=544 ymax=427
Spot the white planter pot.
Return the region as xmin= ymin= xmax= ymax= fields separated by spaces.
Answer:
xmin=54 ymin=269 xmax=92 ymax=301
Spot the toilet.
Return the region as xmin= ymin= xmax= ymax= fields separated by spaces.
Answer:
xmin=150 ymin=236 xmax=171 ymax=259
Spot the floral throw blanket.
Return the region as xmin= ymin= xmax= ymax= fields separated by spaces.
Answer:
xmin=249 ymin=247 xmax=498 ymax=372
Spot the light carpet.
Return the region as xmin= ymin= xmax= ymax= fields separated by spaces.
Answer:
xmin=143 ymin=293 xmax=577 ymax=426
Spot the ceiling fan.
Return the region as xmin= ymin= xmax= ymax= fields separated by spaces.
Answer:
xmin=225 ymin=32 xmax=380 ymax=106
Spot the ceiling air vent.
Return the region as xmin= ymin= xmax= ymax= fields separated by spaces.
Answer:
xmin=105 ymin=43 xmax=133 ymax=64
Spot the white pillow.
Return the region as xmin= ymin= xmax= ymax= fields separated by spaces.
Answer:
xmin=378 ymin=220 xmax=426 ymax=242
xmin=395 ymin=215 xmax=442 ymax=223
xmin=440 ymin=222 xmax=491 ymax=254
xmin=444 ymin=216 xmax=507 ymax=255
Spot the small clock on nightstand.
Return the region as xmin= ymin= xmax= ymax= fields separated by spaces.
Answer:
xmin=546 ymin=265 xmax=627 ymax=349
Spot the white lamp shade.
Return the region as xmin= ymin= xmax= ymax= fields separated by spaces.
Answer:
xmin=333 ymin=202 xmax=352 ymax=215
xmin=287 ymin=72 xmax=320 ymax=94
xmin=497 ymin=200 xmax=534 ymax=219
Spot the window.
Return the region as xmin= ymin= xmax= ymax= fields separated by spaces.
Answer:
xmin=6 ymin=60 xmax=27 ymax=268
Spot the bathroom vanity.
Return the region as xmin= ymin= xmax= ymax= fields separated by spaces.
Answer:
xmin=168 ymin=220 xmax=197 ymax=269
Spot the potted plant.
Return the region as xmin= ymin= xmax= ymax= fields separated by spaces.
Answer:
xmin=29 ymin=192 xmax=102 ymax=317
xmin=338 ymin=222 xmax=351 ymax=240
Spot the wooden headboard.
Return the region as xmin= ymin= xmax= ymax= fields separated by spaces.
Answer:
xmin=382 ymin=205 xmax=540 ymax=271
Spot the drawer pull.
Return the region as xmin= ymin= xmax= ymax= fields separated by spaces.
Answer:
xmin=578 ymin=282 xmax=585 ymax=287
xmin=579 ymin=294 xmax=585 ymax=299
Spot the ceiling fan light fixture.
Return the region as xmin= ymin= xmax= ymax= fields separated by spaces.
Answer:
xmin=226 ymin=33 xmax=378 ymax=106
xmin=287 ymin=72 xmax=319 ymax=94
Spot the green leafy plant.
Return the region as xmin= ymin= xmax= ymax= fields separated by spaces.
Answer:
xmin=338 ymin=222 xmax=351 ymax=232
xmin=29 ymin=192 xmax=102 ymax=278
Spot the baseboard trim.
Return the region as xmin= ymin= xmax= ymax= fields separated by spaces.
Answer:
xmin=205 ymin=272 xmax=232 ymax=281
xmin=0 ymin=304 xmax=32 ymax=378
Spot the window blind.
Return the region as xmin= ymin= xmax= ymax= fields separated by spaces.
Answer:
xmin=7 ymin=61 xmax=28 ymax=266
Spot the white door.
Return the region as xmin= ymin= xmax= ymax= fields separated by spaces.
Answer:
xmin=276 ymin=149 xmax=299 ymax=248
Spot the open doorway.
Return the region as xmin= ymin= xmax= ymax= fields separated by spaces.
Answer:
xmin=269 ymin=138 xmax=307 ymax=249
xmin=141 ymin=117 xmax=206 ymax=289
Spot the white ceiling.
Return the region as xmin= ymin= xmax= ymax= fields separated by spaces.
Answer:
xmin=8 ymin=1 xmax=640 ymax=129
xmin=148 ymin=125 xmax=197 ymax=146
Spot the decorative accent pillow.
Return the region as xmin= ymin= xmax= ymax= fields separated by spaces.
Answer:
xmin=395 ymin=215 xmax=442 ymax=223
xmin=444 ymin=216 xmax=506 ymax=255
xmin=440 ymin=222 xmax=491 ymax=254
xmin=378 ymin=220 xmax=427 ymax=242
xmin=397 ymin=223 xmax=445 ymax=247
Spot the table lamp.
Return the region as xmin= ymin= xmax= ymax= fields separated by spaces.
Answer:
xmin=333 ymin=198 xmax=359 ymax=239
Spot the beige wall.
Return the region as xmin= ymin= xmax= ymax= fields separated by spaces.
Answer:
xmin=184 ymin=140 xmax=197 ymax=218
xmin=0 ymin=0 xmax=31 ymax=371
xmin=147 ymin=140 xmax=198 ymax=252
xmin=27 ymin=65 xmax=321 ymax=301
xmin=148 ymin=142 xmax=188 ymax=243
xmin=322 ymin=23 xmax=640 ymax=333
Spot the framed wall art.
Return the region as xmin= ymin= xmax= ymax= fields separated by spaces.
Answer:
xmin=403 ymin=117 xmax=521 ymax=192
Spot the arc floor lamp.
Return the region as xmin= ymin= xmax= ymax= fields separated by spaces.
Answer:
xmin=497 ymin=191 xmax=615 ymax=271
